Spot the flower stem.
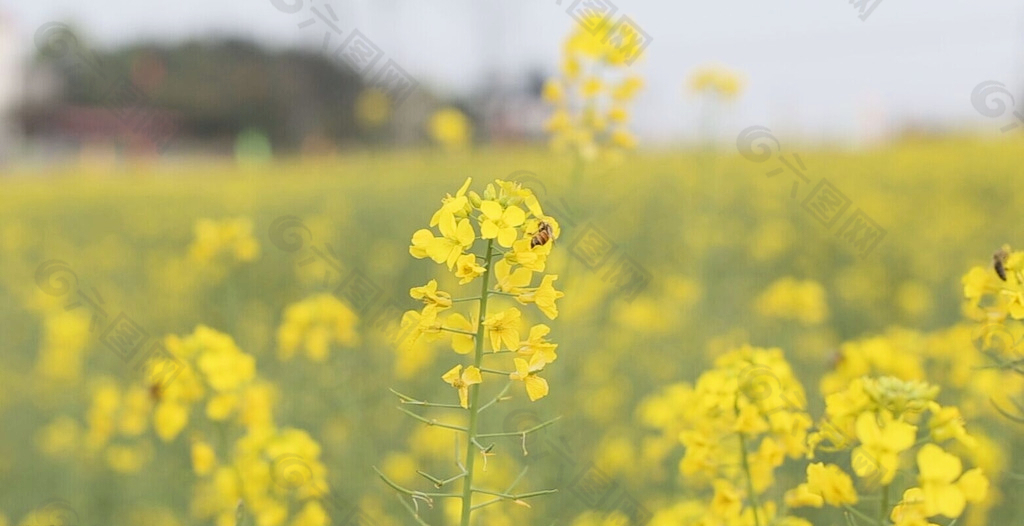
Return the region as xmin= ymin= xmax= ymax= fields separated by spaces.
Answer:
xmin=460 ymin=239 xmax=495 ymax=526
xmin=735 ymin=397 xmax=761 ymax=526
xmin=842 ymin=504 xmax=877 ymax=525
xmin=880 ymin=484 xmax=890 ymax=525
xmin=737 ymin=429 xmax=762 ymax=526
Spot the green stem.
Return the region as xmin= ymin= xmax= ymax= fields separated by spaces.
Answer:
xmin=479 ymin=367 xmax=514 ymax=375
xmin=735 ymin=397 xmax=761 ymax=526
xmin=397 ymin=407 xmax=468 ymax=432
xmin=442 ymin=327 xmax=478 ymax=336
xmin=477 ymin=382 xmax=512 ymax=413
xmin=880 ymin=484 xmax=890 ymax=525
xmin=842 ymin=504 xmax=877 ymax=525
xmin=737 ymin=430 xmax=762 ymax=526
xmin=460 ymin=240 xmax=495 ymax=526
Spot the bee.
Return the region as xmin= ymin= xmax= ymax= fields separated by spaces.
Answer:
xmin=994 ymin=247 xmax=1009 ymax=281
xmin=149 ymin=382 xmax=164 ymax=402
xmin=530 ymin=220 xmax=554 ymax=248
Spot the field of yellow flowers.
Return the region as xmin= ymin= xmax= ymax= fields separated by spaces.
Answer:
xmin=1 ymin=135 xmax=1024 ymax=526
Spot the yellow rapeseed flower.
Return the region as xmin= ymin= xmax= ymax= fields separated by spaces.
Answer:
xmin=916 ymin=443 xmax=987 ymax=518
xmin=413 ymin=213 xmax=476 ymax=269
xmin=192 ymin=439 xmax=217 ymax=475
xmin=688 ymin=64 xmax=745 ymax=98
xmin=442 ymin=365 xmax=482 ymax=408
xmin=515 ymin=274 xmax=564 ymax=319
xmin=483 ymin=307 xmax=521 ymax=351
xmin=478 ymin=200 xmax=526 ymax=247
xmin=852 ymin=411 xmax=916 ymax=485
xmin=410 ymin=280 xmax=453 ymax=308
xmin=510 ymin=355 xmax=549 ymax=401
xmin=445 ymin=313 xmax=475 ymax=354
xmin=517 ymin=324 xmax=558 ymax=365
xmin=428 ymin=107 xmax=472 ymax=151
xmin=805 ymin=462 xmax=859 ymax=506
xmin=454 ymin=254 xmax=485 ymax=284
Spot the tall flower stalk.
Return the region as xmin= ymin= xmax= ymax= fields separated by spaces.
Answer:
xmin=458 ymin=239 xmax=493 ymax=526
xmin=542 ymin=13 xmax=643 ymax=170
xmin=378 ymin=178 xmax=566 ymax=525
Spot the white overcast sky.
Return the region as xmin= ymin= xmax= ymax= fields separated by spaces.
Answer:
xmin=4 ymin=0 xmax=1024 ymax=144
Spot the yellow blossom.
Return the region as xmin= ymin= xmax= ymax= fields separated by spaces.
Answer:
xmin=928 ymin=404 xmax=976 ymax=448
xmin=509 ymin=355 xmax=549 ymax=401
xmin=428 ymin=107 xmax=472 ymax=151
xmin=198 ymin=344 xmax=255 ymax=393
xmin=290 ymin=501 xmax=328 ymax=526
xmin=483 ymin=307 xmax=521 ymax=351
xmin=542 ymin=79 xmax=564 ymax=103
xmin=422 ymin=214 xmax=476 ymax=269
xmin=277 ymin=294 xmax=359 ymax=362
xmin=445 ymin=313 xmax=475 ymax=354
xmin=442 ymin=365 xmax=482 ymax=408
xmin=852 ymin=411 xmax=916 ymax=485
xmin=516 ymin=274 xmax=564 ymax=319
xmin=613 ymin=77 xmax=644 ymax=100
xmin=517 ymin=324 xmax=558 ymax=365
xmin=506 ymin=238 xmax=551 ymax=272
xmin=917 ymin=443 xmax=987 ymax=518
xmin=785 ymin=483 xmax=824 ymax=508
xmin=494 ymin=259 xmax=532 ymax=292
xmin=688 ymin=64 xmax=745 ymax=98
xmin=154 ymin=401 xmax=189 ymax=442
xmin=454 ymin=254 xmax=485 ymax=284
xmin=410 ymin=280 xmax=453 ymax=308
xmin=188 ymin=217 xmax=261 ymax=265
xmin=192 ymin=439 xmax=217 ymax=475
xmin=805 ymin=462 xmax=858 ymax=506
xmin=430 ymin=177 xmax=473 ymax=227
xmin=709 ymin=479 xmax=742 ymax=517
xmin=399 ymin=305 xmax=444 ymax=346
xmin=478 ymin=200 xmax=526 ymax=247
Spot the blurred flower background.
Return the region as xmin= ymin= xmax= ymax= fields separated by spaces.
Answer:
xmin=2 ymin=1 xmax=1024 ymax=525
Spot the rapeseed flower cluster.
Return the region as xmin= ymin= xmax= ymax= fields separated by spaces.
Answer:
xmin=643 ymin=348 xmax=991 ymax=526
xmin=669 ymin=345 xmax=813 ymax=526
xmin=384 ymin=177 xmax=564 ymax=525
xmin=753 ymin=277 xmax=829 ymax=326
xmin=798 ymin=376 xmax=988 ymax=525
xmin=35 ymin=378 xmax=155 ymax=473
xmin=688 ymin=64 xmax=745 ymax=99
xmin=37 ymin=323 xmax=331 ymax=526
xmin=803 ymin=324 xmax=1012 ymax=525
xmin=163 ymin=326 xmax=330 ymax=526
xmin=543 ymin=14 xmax=643 ymax=162
xmin=428 ymin=107 xmax=473 ymax=152
xmin=276 ymin=293 xmax=359 ymax=362
xmin=188 ymin=217 xmax=260 ymax=266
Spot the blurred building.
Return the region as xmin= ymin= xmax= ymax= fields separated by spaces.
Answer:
xmin=471 ymin=71 xmax=548 ymax=144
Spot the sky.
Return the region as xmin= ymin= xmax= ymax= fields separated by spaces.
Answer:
xmin=4 ymin=0 xmax=1024 ymax=145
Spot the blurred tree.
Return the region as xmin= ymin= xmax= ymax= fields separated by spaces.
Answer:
xmin=32 ymin=35 xmax=368 ymax=151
